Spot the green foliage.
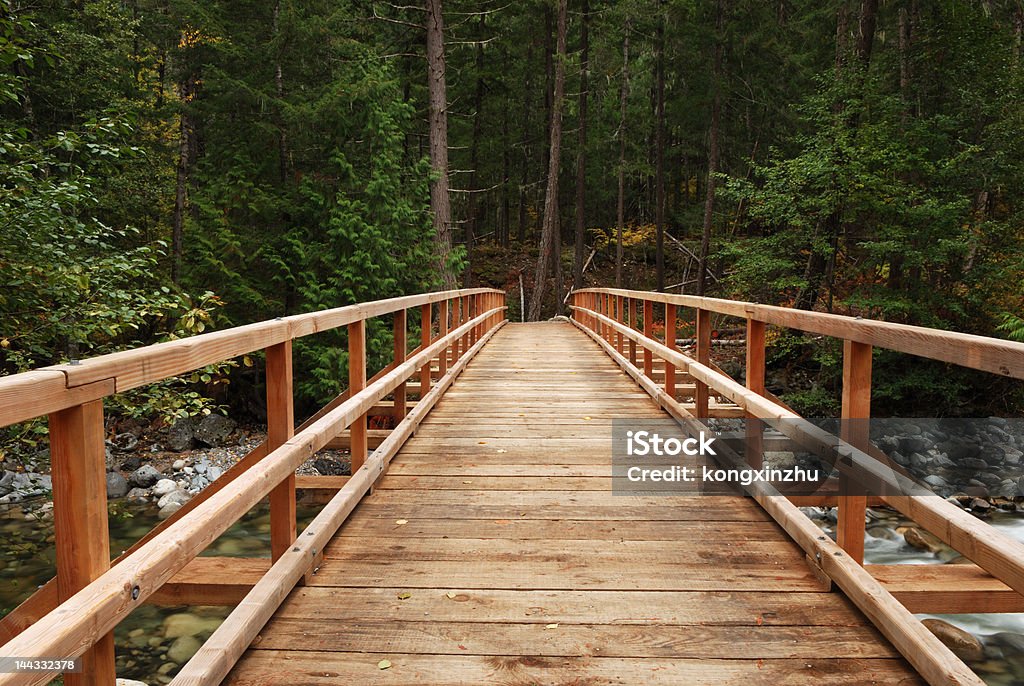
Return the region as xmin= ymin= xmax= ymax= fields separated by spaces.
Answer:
xmin=996 ymin=313 xmax=1024 ymax=343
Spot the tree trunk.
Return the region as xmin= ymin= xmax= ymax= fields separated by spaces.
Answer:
xmin=655 ymin=0 xmax=666 ymax=292
xmin=273 ymin=0 xmax=289 ymax=184
xmin=573 ymin=0 xmax=590 ymax=291
xmin=527 ymin=0 xmax=567 ymax=321
xmin=698 ymin=0 xmax=722 ymax=297
xmin=171 ymin=76 xmax=196 ymax=285
xmin=464 ymin=15 xmax=486 ymax=287
xmin=616 ymin=23 xmax=630 ymax=289
xmin=518 ymin=40 xmax=535 ymax=243
xmin=426 ymin=0 xmax=456 ymax=289
xmin=501 ymin=84 xmax=511 ymax=247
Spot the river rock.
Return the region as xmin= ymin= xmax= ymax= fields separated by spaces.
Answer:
xmin=166 ymin=418 xmax=196 ymax=452
xmin=105 ymin=471 xmax=129 ymax=499
xmin=152 ymin=479 xmax=178 ymax=497
xmin=208 ymin=466 xmax=223 ymax=481
xmin=172 ymin=459 xmax=187 ymax=471
xmin=110 ymin=433 xmax=139 ymax=452
xmin=157 ymin=489 xmax=191 ymax=509
xmin=922 ymin=618 xmax=984 ymax=662
xmin=164 ymin=612 xmax=222 ymax=638
xmin=126 ymin=487 xmax=151 ymax=502
xmin=167 ymin=635 xmax=201 ymax=663
xmin=194 ymin=414 xmax=236 ymax=447
xmin=158 ymin=502 xmax=182 ymax=519
xmin=130 ymin=465 xmax=162 ymax=488
xmin=116 ymin=679 xmax=150 ymax=686
xmin=313 ymin=457 xmax=346 ymax=476
xmin=904 ymin=527 xmax=943 ymax=553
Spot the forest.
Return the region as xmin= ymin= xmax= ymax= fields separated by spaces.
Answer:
xmin=1 ymin=0 xmax=1024 ymax=420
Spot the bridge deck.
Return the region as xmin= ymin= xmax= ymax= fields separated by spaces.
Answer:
xmin=225 ymin=322 xmax=920 ymax=685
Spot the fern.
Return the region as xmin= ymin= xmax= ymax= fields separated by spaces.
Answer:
xmin=996 ymin=313 xmax=1024 ymax=342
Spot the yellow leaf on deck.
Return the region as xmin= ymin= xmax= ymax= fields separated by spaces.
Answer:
xmin=545 ymin=623 xmax=559 ymax=629
xmin=397 ymin=592 xmax=411 ymax=600
xmin=446 ymin=592 xmax=457 ymax=599
xmin=377 ymin=659 xmax=392 ymax=670
xmin=395 ymin=519 xmax=408 ymax=525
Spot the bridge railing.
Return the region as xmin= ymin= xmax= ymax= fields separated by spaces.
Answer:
xmin=0 ymin=288 xmax=506 ymax=686
xmin=570 ymin=287 xmax=1024 ymax=686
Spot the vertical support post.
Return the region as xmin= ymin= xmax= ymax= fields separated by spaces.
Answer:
xmin=348 ymin=319 xmax=367 ymax=472
xmin=615 ymin=295 xmax=624 ymax=353
xmin=665 ymin=303 xmax=677 ymax=399
xmin=394 ymin=309 xmax=407 ymax=418
xmin=438 ymin=299 xmax=450 ymax=377
xmin=643 ymin=300 xmax=654 ymax=376
xmin=420 ymin=304 xmax=432 ymax=396
xmin=695 ymin=308 xmax=711 ymax=417
xmin=838 ymin=339 xmax=872 ymax=564
xmin=49 ymin=400 xmax=115 ymax=686
xmin=745 ymin=319 xmax=766 ymax=468
xmin=627 ymin=298 xmax=637 ymax=365
xmin=266 ymin=341 xmax=296 ymax=561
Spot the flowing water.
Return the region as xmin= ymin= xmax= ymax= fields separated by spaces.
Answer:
xmin=4 ymin=500 xmax=1024 ymax=684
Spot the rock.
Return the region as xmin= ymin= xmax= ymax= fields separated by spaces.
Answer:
xmin=172 ymin=459 xmax=187 ymax=471
xmin=105 ymin=472 xmax=129 ymax=499
xmin=208 ymin=466 xmax=223 ymax=481
xmin=126 ymin=487 xmax=151 ymax=502
xmin=959 ymin=457 xmax=990 ymax=472
xmin=904 ymin=527 xmax=943 ymax=553
xmin=152 ymin=479 xmax=178 ymax=498
xmin=183 ymin=466 xmax=195 ymax=475
xmin=167 ymin=418 xmax=196 ymax=452
xmin=120 ymin=456 xmax=142 ymax=472
xmin=970 ymin=498 xmax=992 ymax=514
xmin=900 ymin=435 xmax=930 ymax=454
xmin=116 ymin=679 xmax=150 ymax=686
xmin=194 ymin=414 xmax=236 ymax=447
xmin=130 ymin=465 xmax=162 ymax=488
xmin=110 ymin=433 xmax=139 ymax=452
xmin=923 ymin=474 xmax=948 ymax=489
xmin=167 ymin=635 xmax=201 ymax=664
xmin=922 ymin=618 xmax=984 ymax=662
xmin=194 ymin=460 xmax=208 ymax=475
xmin=312 ymin=457 xmax=347 ymax=476
xmin=157 ymin=489 xmax=191 ymax=510
xmin=158 ymin=502 xmax=182 ymax=519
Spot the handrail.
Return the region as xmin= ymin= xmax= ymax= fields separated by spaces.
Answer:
xmin=575 ymin=287 xmax=1024 ymax=378
xmin=568 ymin=293 xmax=988 ymax=686
xmin=0 ymin=288 xmax=501 ymax=428
xmin=0 ymin=289 xmax=506 ymax=686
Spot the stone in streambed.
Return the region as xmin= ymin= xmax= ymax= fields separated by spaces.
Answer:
xmin=130 ymin=465 xmax=162 ymax=488
xmin=166 ymin=419 xmax=196 ymax=452
xmin=194 ymin=414 xmax=236 ymax=447
xmin=904 ymin=527 xmax=943 ymax=553
xmin=158 ymin=490 xmax=191 ymax=509
xmin=922 ymin=618 xmax=984 ymax=662
xmin=106 ymin=471 xmax=129 ymax=499
xmin=151 ymin=479 xmax=178 ymax=497
xmin=158 ymin=502 xmax=182 ymax=519
xmin=166 ymin=635 xmax=201 ymax=664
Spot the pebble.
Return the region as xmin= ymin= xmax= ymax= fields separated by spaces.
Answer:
xmin=172 ymin=459 xmax=187 ymax=471
xmin=151 ymin=479 xmax=178 ymax=498
xmin=923 ymin=618 xmax=985 ymax=662
xmin=167 ymin=635 xmax=201 ymax=664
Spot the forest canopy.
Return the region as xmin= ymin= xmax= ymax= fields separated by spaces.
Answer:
xmin=1 ymin=0 xmax=1023 ymax=416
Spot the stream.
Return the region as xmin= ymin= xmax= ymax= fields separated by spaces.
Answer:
xmin=3 ymin=500 xmax=1024 ymax=684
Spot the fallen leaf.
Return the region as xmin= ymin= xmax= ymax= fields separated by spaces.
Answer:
xmin=458 ymin=644 xmax=467 ymax=650
xmin=446 ymin=591 xmax=457 ymax=599
xmin=378 ymin=659 xmax=392 ymax=670
xmin=496 ymin=449 xmax=507 ymax=453
xmin=756 ymin=615 xmax=764 ymax=626
xmin=462 ymin=480 xmax=472 ymax=484
xmin=397 ymin=592 xmax=411 ymax=600
xmin=545 ymin=623 xmax=559 ymax=630
xmin=478 ymin=441 xmax=487 ymax=444
xmin=583 ymin=416 xmax=592 ymax=420
xmin=395 ymin=519 xmax=408 ymax=526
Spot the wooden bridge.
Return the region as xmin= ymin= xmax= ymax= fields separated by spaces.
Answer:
xmin=2 ymin=287 xmax=1024 ymax=685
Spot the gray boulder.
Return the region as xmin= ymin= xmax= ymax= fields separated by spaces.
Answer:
xmin=130 ymin=465 xmax=162 ymax=488
xmin=166 ymin=418 xmax=196 ymax=452
xmin=106 ymin=471 xmax=129 ymax=499
xmin=157 ymin=489 xmax=191 ymax=510
xmin=194 ymin=414 xmax=236 ymax=447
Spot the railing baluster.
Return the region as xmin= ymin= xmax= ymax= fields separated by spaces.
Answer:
xmin=49 ymin=399 xmax=116 ymax=686
xmin=616 ymin=295 xmax=624 ymax=354
xmin=439 ymin=299 xmax=450 ymax=377
xmin=838 ymin=339 xmax=872 ymax=564
xmin=266 ymin=341 xmax=296 ymax=561
xmin=627 ymin=298 xmax=637 ymax=365
xmin=348 ymin=319 xmax=367 ymax=472
xmin=665 ymin=303 xmax=677 ymax=399
xmin=420 ymin=304 xmax=432 ymax=397
xmin=394 ymin=309 xmax=407 ymax=419
xmin=695 ymin=308 xmax=711 ymax=417
xmin=745 ymin=319 xmax=766 ymax=468
xmin=643 ymin=299 xmax=654 ymax=376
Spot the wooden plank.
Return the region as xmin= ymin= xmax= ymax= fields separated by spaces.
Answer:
xmin=253 ymin=618 xmax=898 ymax=659
xmin=746 ymin=318 xmax=766 ymax=468
xmin=266 ymin=341 xmax=296 ymax=562
xmin=274 ymin=586 xmax=867 ymax=626
xmin=838 ymin=339 xmax=872 ymax=564
xmin=49 ymin=400 xmax=115 ymax=686
xmin=695 ymin=307 xmax=711 ymax=417
xmin=149 ymin=557 xmax=272 ymax=606
xmin=0 ymin=374 xmax=114 ymax=429
xmin=226 ymin=651 xmax=922 ymax=686
xmin=419 ymin=304 xmax=432 ymax=397
xmin=643 ymin=298 xmax=653 ymax=375
xmin=393 ymin=309 xmax=407 ymax=419
xmin=872 ymin=563 xmax=1024 ymax=614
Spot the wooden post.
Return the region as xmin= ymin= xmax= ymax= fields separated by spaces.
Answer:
xmin=695 ymin=308 xmax=711 ymax=417
xmin=627 ymin=298 xmax=637 ymax=365
xmin=665 ymin=303 xmax=677 ymax=399
xmin=615 ymin=295 xmax=624 ymax=353
xmin=838 ymin=339 xmax=872 ymax=564
xmin=266 ymin=342 xmax=296 ymax=561
xmin=348 ymin=319 xmax=367 ymax=472
xmin=643 ymin=299 xmax=654 ymax=376
xmin=49 ymin=400 xmax=116 ymax=686
xmin=420 ymin=304 xmax=432 ymax=397
xmin=745 ymin=319 xmax=766 ymax=468
xmin=438 ymin=299 xmax=450 ymax=377
xmin=394 ymin=309 xmax=407 ymax=418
